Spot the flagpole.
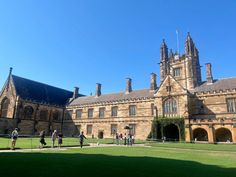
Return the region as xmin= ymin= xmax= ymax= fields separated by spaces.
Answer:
xmin=176 ymin=30 xmax=180 ymax=55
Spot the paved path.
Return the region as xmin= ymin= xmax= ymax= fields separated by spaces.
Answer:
xmin=0 ymin=143 xmax=149 ymax=153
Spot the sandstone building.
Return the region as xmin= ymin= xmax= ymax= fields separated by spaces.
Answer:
xmin=1 ymin=33 xmax=236 ymax=143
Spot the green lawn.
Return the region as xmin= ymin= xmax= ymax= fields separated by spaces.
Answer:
xmin=147 ymin=141 xmax=236 ymax=152
xmin=0 ymin=137 xmax=146 ymax=149
xmin=0 ymin=146 xmax=236 ymax=177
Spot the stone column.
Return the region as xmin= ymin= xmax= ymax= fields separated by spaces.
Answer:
xmin=208 ymin=125 xmax=215 ymax=143
xmin=232 ymin=123 xmax=236 ymax=143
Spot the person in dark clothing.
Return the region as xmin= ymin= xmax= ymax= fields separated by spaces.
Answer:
xmin=58 ymin=133 xmax=63 ymax=148
xmin=115 ymin=133 xmax=119 ymax=145
xmin=124 ymin=133 xmax=127 ymax=145
xmin=79 ymin=131 xmax=86 ymax=148
xmin=39 ymin=130 xmax=47 ymax=148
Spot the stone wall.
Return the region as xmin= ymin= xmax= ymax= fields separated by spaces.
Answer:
xmin=64 ymin=99 xmax=155 ymax=140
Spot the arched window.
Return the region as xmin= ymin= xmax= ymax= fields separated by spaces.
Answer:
xmin=23 ymin=106 xmax=34 ymax=119
xmin=39 ymin=109 xmax=48 ymax=121
xmin=1 ymin=97 xmax=10 ymax=118
xmin=164 ymin=98 xmax=177 ymax=114
xmin=52 ymin=111 xmax=60 ymax=121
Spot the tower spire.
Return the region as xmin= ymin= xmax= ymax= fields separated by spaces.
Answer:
xmin=160 ymin=39 xmax=168 ymax=61
xmin=185 ymin=32 xmax=195 ymax=56
xmin=6 ymin=67 xmax=13 ymax=91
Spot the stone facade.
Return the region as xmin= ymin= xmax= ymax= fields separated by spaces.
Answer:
xmin=1 ymin=33 xmax=236 ymax=143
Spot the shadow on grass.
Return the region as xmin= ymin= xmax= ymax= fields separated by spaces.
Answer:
xmin=0 ymin=152 xmax=235 ymax=177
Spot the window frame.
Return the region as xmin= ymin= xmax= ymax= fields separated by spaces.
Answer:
xmin=129 ymin=105 xmax=137 ymax=116
xmin=99 ymin=107 xmax=105 ymax=118
xmin=173 ymin=67 xmax=181 ymax=77
xmin=76 ymin=109 xmax=82 ymax=119
xmin=86 ymin=125 xmax=93 ymax=135
xmin=227 ymin=98 xmax=236 ymax=113
xmin=163 ymin=97 xmax=177 ymax=114
xmin=111 ymin=106 xmax=118 ymax=117
xmin=88 ymin=108 xmax=94 ymax=118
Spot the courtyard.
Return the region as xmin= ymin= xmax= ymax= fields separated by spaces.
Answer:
xmin=0 ymin=139 xmax=236 ymax=177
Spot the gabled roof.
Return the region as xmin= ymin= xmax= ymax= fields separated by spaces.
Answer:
xmin=12 ymin=75 xmax=75 ymax=106
xmin=193 ymin=77 xmax=236 ymax=93
xmin=69 ymin=89 xmax=156 ymax=106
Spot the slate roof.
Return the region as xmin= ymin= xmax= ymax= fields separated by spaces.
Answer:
xmin=69 ymin=89 xmax=155 ymax=106
xmin=12 ymin=75 xmax=75 ymax=106
xmin=193 ymin=77 xmax=236 ymax=93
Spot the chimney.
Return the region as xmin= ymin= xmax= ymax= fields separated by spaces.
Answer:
xmin=96 ymin=83 xmax=101 ymax=97
xmin=206 ymin=63 xmax=213 ymax=84
xmin=73 ymin=87 xmax=79 ymax=99
xmin=126 ymin=78 xmax=132 ymax=94
xmin=150 ymin=73 xmax=157 ymax=91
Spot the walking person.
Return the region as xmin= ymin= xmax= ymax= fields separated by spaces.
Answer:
xmin=79 ymin=131 xmax=86 ymax=148
xmin=39 ymin=130 xmax=47 ymax=149
xmin=11 ymin=128 xmax=19 ymax=150
xmin=131 ymin=135 xmax=135 ymax=145
xmin=51 ymin=130 xmax=57 ymax=148
xmin=129 ymin=134 xmax=133 ymax=146
xmin=58 ymin=132 xmax=63 ymax=149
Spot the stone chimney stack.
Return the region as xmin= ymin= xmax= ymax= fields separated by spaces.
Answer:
xmin=126 ymin=78 xmax=132 ymax=94
xmin=206 ymin=63 xmax=213 ymax=84
xmin=96 ymin=83 xmax=101 ymax=97
xmin=150 ymin=73 xmax=157 ymax=91
xmin=73 ymin=87 xmax=79 ymax=99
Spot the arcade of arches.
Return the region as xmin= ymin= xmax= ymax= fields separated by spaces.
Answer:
xmin=191 ymin=127 xmax=233 ymax=143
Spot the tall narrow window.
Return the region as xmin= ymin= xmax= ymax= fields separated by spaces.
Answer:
xmin=164 ymin=98 xmax=177 ymax=114
xmin=111 ymin=124 xmax=117 ymax=135
xmin=227 ymin=98 xmax=236 ymax=113
xmin=129 ymin=124 xmax=136 ymax=135
xmin=0 ymin=97 xmax=10 ymax=118
xmin=129 ymin=105 xmax=136 ymax=116
xmin=99 ymin=108 xmax=105 ymax=118
xmin=40 ymin=109 xmax=48 ymax=121
xmin=65 ymin=110 xmax=73 ymax=120
xmin=87 ymin=125 xmax=92 ymax=135
xmin=174 ymin=68 xmax=181 ymax=77
xmin=111 ymin=106 xmax=118 ymax=117
xmin=151 ymin=103 xmax=155 ymax=116
xmin=23 ymin=106 xmax=34 ymax=119
xmin=88 ymin=109 xmax=93 ymax=118
xmin=76 ymin=109 xmax=82 ymax=119
xmin=52 ymin=111 xmax=60 ymax=121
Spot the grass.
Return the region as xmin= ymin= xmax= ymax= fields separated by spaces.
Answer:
xmin=0 ymin=146 xmax=236 ymax=177
xmin=147 ymin=141 xmax=236 ymax=152
xmin=0 ymin=137 xmax=146 ymax=149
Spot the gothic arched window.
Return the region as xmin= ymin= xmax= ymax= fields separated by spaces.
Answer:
xmin=164 ymin=97 xmax=177 ymax=114
xmin=39 ymin=109 xmax=48 ymax=121
xmin=52 ymin=111 xmax=60 ymax=121
xmin=23 ymin=106 xmax=34 ymax=119
xmin=1 ymin=97 xmax=10 ymax=118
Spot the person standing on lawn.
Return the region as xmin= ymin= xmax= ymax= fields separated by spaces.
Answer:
xmin=39 ymin=130 xmax=47 ymax=148
xmin=124 ymin=133 xmax=127 ymax=145
xmin=58 ymin=132 xmax=63 ymax=148
xmin=11 ymin=128 xmax=19 ymax=150
xmin=79 ymin=131 xmax=86 ymax=148
xmin=51 ymin=130 xmax=57 ymax=148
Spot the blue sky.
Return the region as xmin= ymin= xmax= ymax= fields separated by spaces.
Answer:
xmin=0 ymin=0 xmax=236 ymax=95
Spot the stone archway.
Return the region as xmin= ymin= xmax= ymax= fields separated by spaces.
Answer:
xmin=215 ymin=128 xmax=232 ymax=142
xmin=163 ymin=124 xmax=179 ymax=141
xmin=193 ymin=128 xmax=208 ymax=141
